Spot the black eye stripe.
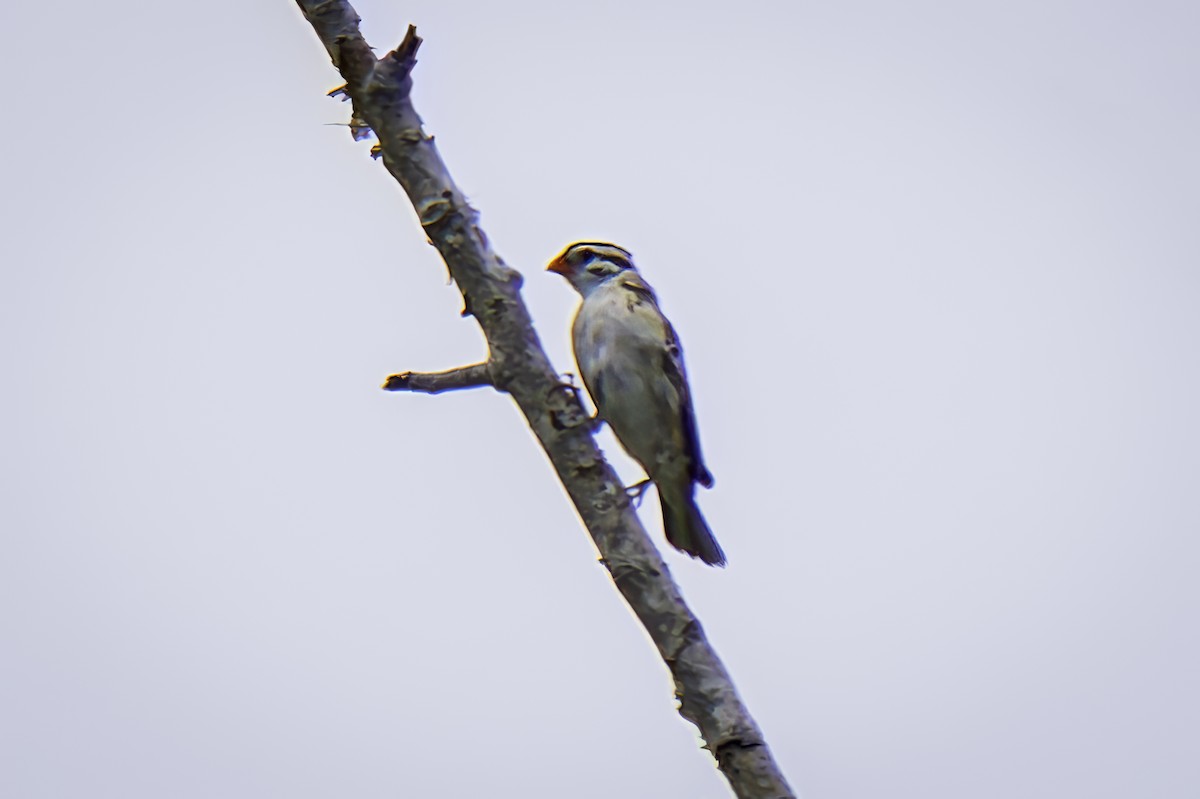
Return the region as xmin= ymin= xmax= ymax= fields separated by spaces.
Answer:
xmin=568 ymin=244 xmax=632 ymax=266
xmin=580 ymin=251 xmax=630 ymax=268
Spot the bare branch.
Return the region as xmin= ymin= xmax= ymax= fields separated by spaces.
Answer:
xmin=294 ymin=4 xmax=796 ymax=797
xmin=381 ymin=363 xmax=492 ymax=393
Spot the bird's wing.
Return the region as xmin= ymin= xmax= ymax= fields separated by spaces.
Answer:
xmin=661 ymin=320 xmax=714 ymax=488
xmin=618 ymin=273 xmax=714 ymax=488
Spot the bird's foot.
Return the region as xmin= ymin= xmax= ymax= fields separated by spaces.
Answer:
xmin=625 ymin=479 xmax=653 ymax=507
xmin=546 ymin=375 xmax=581 ymax=402
xmin=547 ymin=374 xmax=603 ymax=431
xmin=547 ymin=372 xmax=585 ymax=402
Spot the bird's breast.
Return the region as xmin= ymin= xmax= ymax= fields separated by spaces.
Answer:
xmin=570 ymin=286 xmax=684 ymax=473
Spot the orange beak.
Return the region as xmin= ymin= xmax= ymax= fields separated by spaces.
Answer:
xmin=546 ymin=254 xmax=571 ymax=276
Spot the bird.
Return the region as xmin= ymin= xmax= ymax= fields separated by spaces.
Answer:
xmin=547 ymin=242 xmax=725 ymax=566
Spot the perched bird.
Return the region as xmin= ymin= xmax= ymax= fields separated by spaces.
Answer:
xmin=547 ymin=242 xmax=725 ymax=566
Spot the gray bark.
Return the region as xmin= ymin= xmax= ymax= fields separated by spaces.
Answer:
xmin=293 ymin=4 xmax=796 ymax=796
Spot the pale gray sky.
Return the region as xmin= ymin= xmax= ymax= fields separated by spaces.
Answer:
xmin=2 ymin=1 xmax=1198 ymax=797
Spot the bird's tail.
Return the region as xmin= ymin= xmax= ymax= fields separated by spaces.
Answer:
xmin=661 ymin=491 xmax=726 ymax=567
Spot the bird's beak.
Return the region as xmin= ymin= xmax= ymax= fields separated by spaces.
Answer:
xmin=546 ymin=255 xmax=571 ymax=276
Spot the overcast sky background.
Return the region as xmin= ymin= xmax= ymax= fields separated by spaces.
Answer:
xmin=2 ymin=1 xmax=1198 ymax=797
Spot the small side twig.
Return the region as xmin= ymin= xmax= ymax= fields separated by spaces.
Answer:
xmin=381 ymin=362 xmax=492 ymax=393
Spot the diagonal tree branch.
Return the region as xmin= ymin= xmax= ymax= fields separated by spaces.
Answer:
xmin=293 ymin=4 xmax=796 ymax=797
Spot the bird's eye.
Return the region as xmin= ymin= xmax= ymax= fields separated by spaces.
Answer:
xmin=586 ymin=254 xmax=631 ymax=275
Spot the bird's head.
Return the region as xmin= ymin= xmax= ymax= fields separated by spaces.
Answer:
xmin=547 ymin=241 xmax=635 ymax=295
